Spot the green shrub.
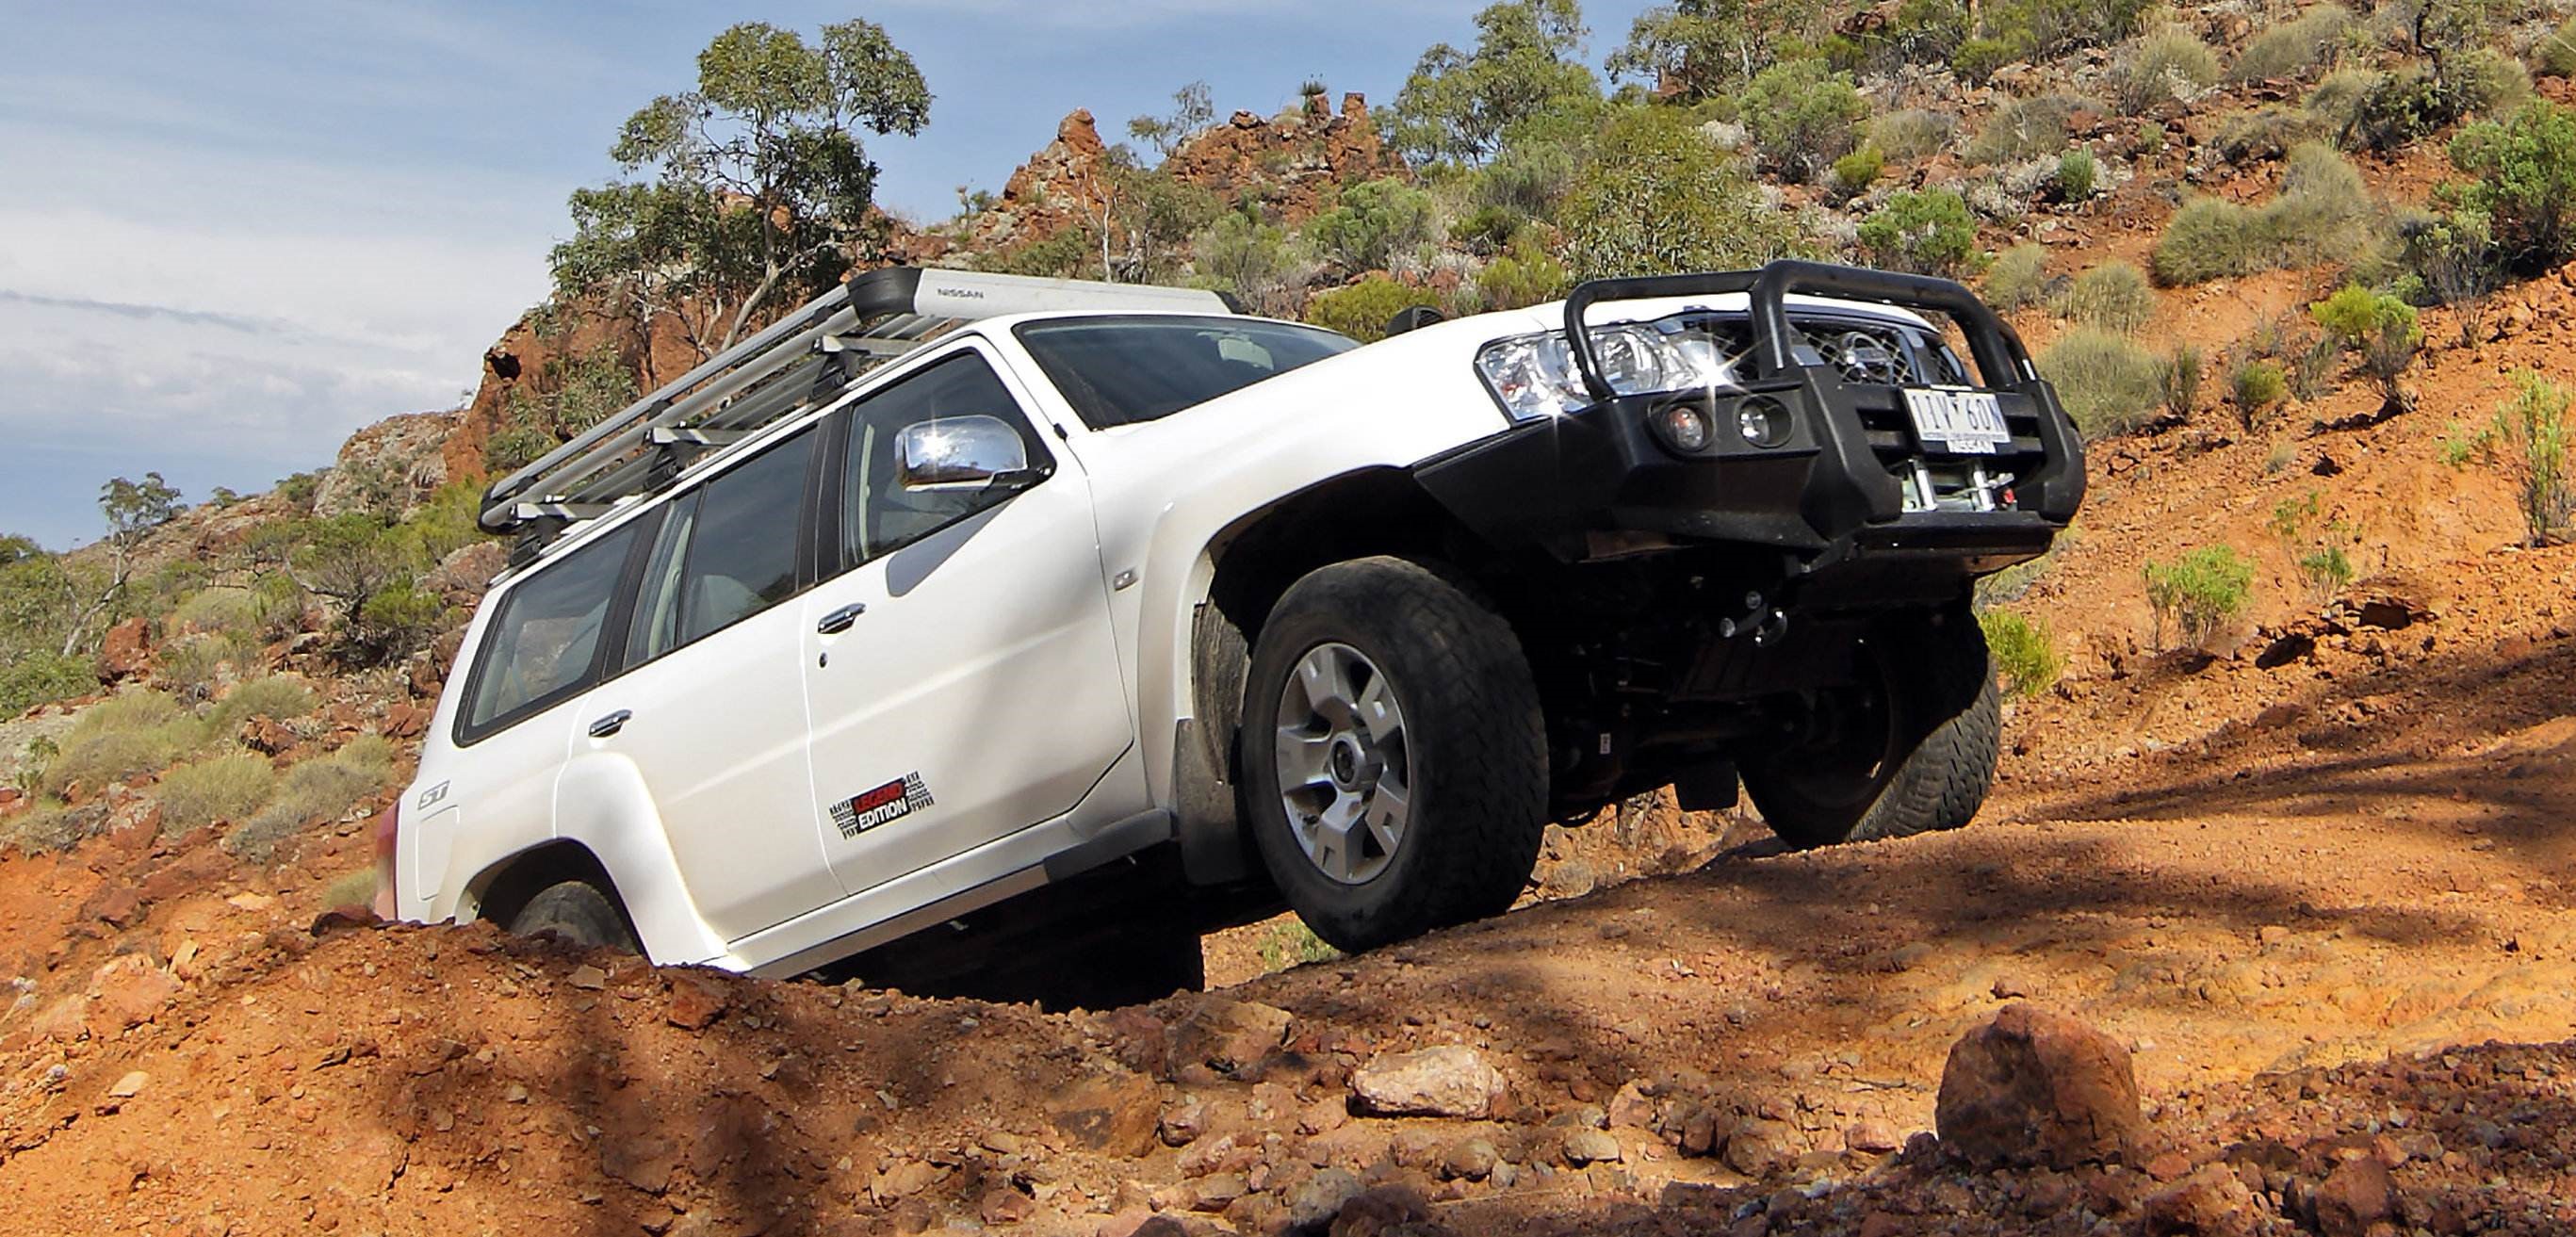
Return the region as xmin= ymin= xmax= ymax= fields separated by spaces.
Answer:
xmin=1190 ymin=211 xmax=1305 ymax=318
xmin=2151 ymin=142 xmax=2374 ymax=285
xmin=2304 ymin=66 xmax=2372 ymax=132
xmin=2231 ymin=359 xmax=2289 ymax=429
xmin=1305 ymin=178 xmax=1436 ymax=274
xmin=2159 ymin=343 xmax=2203 ymax=418
xmin=1449 ymin=203 xmax=1523 ymax=254
xmin=2455 ymin=48 xmax=2532 ymax=115
xmin=1871 ymin=109 xmax=1957 ymax=160
xmin=1559 ymin=107 xmax=1805 ymax=281
xmin=1952 ymin=36 xmax=2025 ymax=85
xmin=206 ymin=675 xmax=318 ymax=736
xmin=2114 ymin=27 xmax=2219 ymax=113
xmin=2228 ymin=6 xmax=2355 ymax=84
xmin=171 ymin=586 xmax=266 ymax=638
xmin=2054 ymin=146 xmax=2097 ymax=201
xmin=1256 ymin=918 xmax=1342 ymax=972
xmin=157 ymin=634 xmax=240 ymax=703
xmin=1475 ymin=129 xmax=1584 ymax=219
xmin=2142 ymin=546 xmax=2254 ymax=649
xmin=1740 ymin=58 xmax=1868 ymax=180
xmin=2540 ymin=14 xmax=2576 ymax=80
xmin=3 ymin=799 xmax=107 ymax=855
xmin=318 ymin=868 xmax=381 ymax=912
xmin=1978 ymin=610 xmax=2062 ymax=697
xmin=1304 ymin=278 xmax=1442 ymax=343
xmin=2296 ymin=546 xmax=2355 ymax=605
xmin=2332 ymin=56 xmax=2522 ymax=155
xmin=224 ymin=736 xmax=396 ymax=866
xmin=2445 ymin=101 xmax=2576 ymax=272
xmin=2041 ymin=328 xmax=2161 ymax=438
xmin=157 ymin=753 xmax=277 ymax=835
xmin=2492 ymin=370 xmax=2574 ymax=545
xmin=40 ymin=691 xmax=203 ymax=797
xmin=2216 ymin=106 xmax=2320 ymax=165
xmin=355 ymin=582 xmax=445 ymax=664
xmin=1831 ymin=145 xmax=1886 ymax=195
xmin=1978 ymin=0 xmax=2148 ymax=58
xmin=1856 ymin=189 xmax=1983 ymax=277
xmin=2399 ymin=209 xmax=2498 ymax=346
xmin=1967 ymin=95 xmax=2087 ymax=165
xmin=1475 ymin=247 xmax=1573 ymax=311
xmin=2307 ymin=283 xmax=2420 ymax=403
xmin=2061 ymin=262 xmax=2153 ymax=333
xmin=1983 ymin=243 xmax=2054 ymax=310
xmin=0 ymin=653 xmax=95 ymax=717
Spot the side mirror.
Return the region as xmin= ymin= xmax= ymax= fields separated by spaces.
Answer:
xmin=894 ymin=416 xmax=1030 ymax=491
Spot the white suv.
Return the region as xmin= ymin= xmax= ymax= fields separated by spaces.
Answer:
xmin=391 ymin=263 xmax=2083 ymax=1005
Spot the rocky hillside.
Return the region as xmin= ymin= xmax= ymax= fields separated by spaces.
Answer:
xmin=3 ymin=0 xmax=2576 ymax=1230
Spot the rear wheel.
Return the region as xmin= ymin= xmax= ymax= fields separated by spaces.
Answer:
xmin=1741 ymin=608 xmax=1999 ymax=848
xmin=507 ymin=880 xmax=640 ymax=952
xmin=1240 ymin=557 xmax=1548 ymax=952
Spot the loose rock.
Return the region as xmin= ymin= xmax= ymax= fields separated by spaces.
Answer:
xmin=1349 ymin=1045 xmax=1507 ymax=1119
xmin=1934 ymin=1004 xmax=2142 ymax=1170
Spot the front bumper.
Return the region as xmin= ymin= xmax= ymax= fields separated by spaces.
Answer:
xmin=1413 ymin=261 xmax=2084 ymax=583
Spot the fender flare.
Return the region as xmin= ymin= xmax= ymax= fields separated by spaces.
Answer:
xmin=468 ymin=750 xmax=729 ymax=965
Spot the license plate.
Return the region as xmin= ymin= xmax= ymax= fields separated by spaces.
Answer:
xmin=1902 ymin=388 xmax=2012 ymax=455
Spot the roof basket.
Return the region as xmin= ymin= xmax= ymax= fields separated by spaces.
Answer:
xmin=478 ymin=268 xmax=1232 ymax=554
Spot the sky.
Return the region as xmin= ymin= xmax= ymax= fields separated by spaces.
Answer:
xmin=0 ymin=0 xmax=1656 ymax=550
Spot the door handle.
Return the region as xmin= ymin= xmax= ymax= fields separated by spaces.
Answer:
xmin=588 ymin=709 xmax=632 ymax=739
xmin=816 ymin=603 xmax=867 ymax=635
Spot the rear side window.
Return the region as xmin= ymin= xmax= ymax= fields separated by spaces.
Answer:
xmin=676 ymin=427 xmax=814 ymax=643
xmin=614 ymin=426 xmax=819 ymax=675
xmin=460 ymin=520 xmax=643 ymax=740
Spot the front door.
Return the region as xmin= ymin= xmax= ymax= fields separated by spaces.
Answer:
xmin=798 ymin=347 xmax=1135 ymax=895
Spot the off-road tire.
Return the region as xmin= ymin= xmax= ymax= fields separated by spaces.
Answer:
xmin=508 ymin=881 xmax=640 ymax=952
xmin=1743 ymin=609 xmax=1999 ymax=848
xmin=1240 ymin=557 xmax=1547 ymax=952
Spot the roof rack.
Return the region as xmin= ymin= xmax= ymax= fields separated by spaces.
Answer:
xmin=478 ymin=267 xmax=1234 ymax=555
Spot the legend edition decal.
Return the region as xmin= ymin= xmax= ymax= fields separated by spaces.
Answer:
xmin=831 ymin=773 xmax=935 ymax=838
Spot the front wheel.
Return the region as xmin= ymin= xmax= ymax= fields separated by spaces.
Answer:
xmin=1741 ymin=608 xmax=2000 ymax=848
xmin=1239 ymin=557 xmax=1548 ymax=953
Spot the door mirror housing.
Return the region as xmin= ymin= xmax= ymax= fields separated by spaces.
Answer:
xmin=894 ymin=416 xmax=1032 ymax=491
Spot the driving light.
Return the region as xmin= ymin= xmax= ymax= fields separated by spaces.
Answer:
xmin=1475 ymin=325 xmax=1737 ymax=422
xmin=1736 ymin=397 xmax=1793 ymax=448
xmin=1650 ymin=401 xmax=1714 ymax=453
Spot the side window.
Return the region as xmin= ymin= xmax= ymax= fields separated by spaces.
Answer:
xmin=623 ymin=491 xmax=697 ymax=670
xmin=675 ymin=426 xmax=816 ymax=645
xmin=840 ymin=351 xmax=1052 ymax=567
xmin=461 ymin=521 xmax=643 ymax=738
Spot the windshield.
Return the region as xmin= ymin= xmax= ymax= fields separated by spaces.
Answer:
xmin=1013 ymin=316 xmax=1359 ymax=430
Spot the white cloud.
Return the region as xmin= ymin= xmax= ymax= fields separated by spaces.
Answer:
xmin=0 ymin=112 xmax=558 ymax=485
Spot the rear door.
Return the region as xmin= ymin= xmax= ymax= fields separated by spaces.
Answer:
xmin=797 ymin=345 xmax=1136 ymax=894
xmin=440 ymin=520 xmax=649 ymax=914
xmin=576 ymin=425 xmax=845 ymax=941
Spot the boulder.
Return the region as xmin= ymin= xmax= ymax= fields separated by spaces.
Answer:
xmin=1933 ymin=1004 xmax=2142 ymax=1169
xmin=2143 ymin=1164 xmax=2260 ymax=1237
xmin=1048 ymin=1071 xmax=1163 ymax=1157
xmin=1284 ymin=1167 xmax=1365 ymax=1229
xmin=1327 ymin=1183 xmax=1434 ymax=1237
xmin=2311 ymin=1155 xmax=2397 ymax=1237
xmin=1349 ymin=1045 xmax=1508 ymax=1119
xmin=99 ymin=617 xmax=153 ymax=680
xmin=1166 ymin=996 xmax=1293 ymax=1077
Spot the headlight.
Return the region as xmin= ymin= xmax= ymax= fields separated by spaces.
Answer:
xmin=1474 ymin=326 xmax=1736 ymax=422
